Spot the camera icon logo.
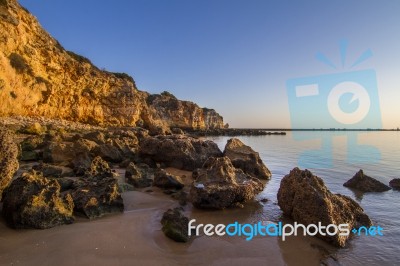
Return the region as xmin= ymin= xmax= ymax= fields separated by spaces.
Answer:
xmin=286 ymin=41 xmax=382 ymax=169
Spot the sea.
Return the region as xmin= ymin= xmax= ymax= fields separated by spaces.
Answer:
xmin=207 ymin=131 xmax=400 ymax=265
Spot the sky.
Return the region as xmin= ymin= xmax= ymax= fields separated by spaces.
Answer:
xmin=19 ymin=0 xmax=400 ymax=129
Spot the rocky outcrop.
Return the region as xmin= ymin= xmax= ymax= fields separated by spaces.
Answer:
xmin=32 ymin=163 xmax=73 ymax=178
xmin=140 ymin=135 xmax=222 ymax=171
xmin=389 ymin=178 xmax=400 ymax=190
xmin=161 ymin=207 xmax=190 ymax=243
xmin=189 ymin=157 xmax=264 ymax=209
xmin=223 ymin=138 xmax=271 ymax=180
xmin=0 ymin=1 xmax=223 ymax=130
xmin=343 ymin=170 xmax=391 ymax=192
xmin=278 ymin=168 xmax=372 ymax=247
xmin=147 ymin=92 xmax=224 ymax=130
xmin=71 ymin=157 xmax=123 ymax=219
xmin=153 ymin=169 xmax=184 ymax=190
xmin=2 ymin=171 xmax=74 ymax=229
xmin=0 ymin=130 xmax=19 ymax=199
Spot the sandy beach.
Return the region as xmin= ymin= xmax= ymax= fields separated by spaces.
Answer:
xmin=0 ymin=183 xmax=326 ymax=266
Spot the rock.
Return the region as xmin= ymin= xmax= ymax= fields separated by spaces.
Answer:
xmin=140 ymin=135 xmax=222 ymax=171
xmin=161 ymin=207 xmax=190 ymax=243
xmin=83 ymin=132 xmax=106 ymax=144
xmin=2 ymin=171 xmax=74 ymax=229
xmin=20 ymin=135 xmax=45 ymax=151
xmin=71 ymin=152 xmax=92 ymax=176
xmin=189 ymin=157 xmax=264 ymax=209
xmin=389 ymin=178 xmax=400 ymax=190
xmin=56 ymin=177 xmax=75 ymax=191
xmin=20 ymin=123 xmax=45 ymax=135
xmin=171 ymin=128 xmax=184 ymax=135
xmin=20 ymin=150 xmax=40 ymax=161
xmin=83 ymin=156 xmax=113 ymax=179
xmin=93 ymin=144 xmax=123 ymax=163
xmin=43 ymin=141 xmax=75 ymax=165
xmin=223 ymin=138 xmax=271 ymax=180
xmin=0 ymin=130 xmax=19 ymax=200
xmin=277 ymin=167 xmax=372 ymax=247
xmin=71 ymin=157 xmax=124 ymax=219
xmin=153 ymin=169 xmax=184 ymax=190
xmin=343 ymin=170 xmax=391 ymax=192
xmin=125 ymin=162 xmax=153 ymax=188
xmin=32 ymin=163 xmax=73 ymax=178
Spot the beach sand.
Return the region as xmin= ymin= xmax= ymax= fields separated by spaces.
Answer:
xmin=0 ymin=169 xmax=327 ymax=266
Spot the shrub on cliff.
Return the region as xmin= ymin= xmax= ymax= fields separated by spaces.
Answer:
xmin=8 ymin=53 xmax=32 ymax=74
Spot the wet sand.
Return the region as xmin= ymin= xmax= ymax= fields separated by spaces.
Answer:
xmin=0 ymin=169 xmax=327 ymax=266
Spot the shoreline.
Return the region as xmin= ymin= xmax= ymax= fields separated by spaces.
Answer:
xmin=0 ymin=189 xmax=328 ymax=266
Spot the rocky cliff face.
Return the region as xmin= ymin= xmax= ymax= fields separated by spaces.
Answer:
xmin=0 ymin=0 xmax=224 ymax=130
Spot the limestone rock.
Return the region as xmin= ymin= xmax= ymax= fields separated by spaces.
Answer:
xmin=2 ymin=171 xmax=74 ymax=229
xmin=140 ymin=135 xmax=222 ymax=171
xmin=153 ymin=169 xmax=184 ymax=190
xmin=161 ymin=207 xmax=190 ymax=243
xmin=343 ymin=170 xmax=391 ymax=192
xmin=189 ymin=157 xmax=264 ymax=209
xmin=0 ymin=130 xmax=19 ymax=200
xmin=278 ymin=168 xmax=372 ymax=247
xmin=125 ymin=162 xmax=153 ymax=188
xmin=71 ymin=157 xmax=123 ymax=219
xmin=223 ymin=138 xmax=271 ymax=180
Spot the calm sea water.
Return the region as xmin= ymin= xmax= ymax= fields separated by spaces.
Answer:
xmin=207 ymin=131 xmax=400 ymax=265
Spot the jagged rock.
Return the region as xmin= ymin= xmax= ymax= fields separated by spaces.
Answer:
xmin=71 ymin=138 xmax=97 ymax=175
xmin=153 ymin=169 xmax=184 ymax=190
xmin=161 ymin=207 xmax=190 ymax=243
xmin=389 ymin=178 xmax=400 ymax=190
xmin=56 ymin=177 xmax=75 ymax=192
xmin=277 ymin=168 xmax=372 ymax=247
xmin=223 ymin=138 xmax=271 ymax=180
xmin=71 ymin=157 xmax=123 ymax=219
xmin=93 ymin=144 xmax=123 ymax=163
xmin=189 ymin=157 xmax=264 ymax=209
xmin=140 ymin=135 xmax=222 ymax=171
xmin=171 ymin=128 xmax=184 ymax=135
xmin=125 ymin=162 xmax=153 ymax=188
xmin=0 ymin=130 xmax=19 ymax=200
xmin=43 ymin=141 xmax=75 ymax=165
xmin=2 ymin=171 xmax=74 ymax=229
xmin=343 ymin=170 xmax=391 ymax=192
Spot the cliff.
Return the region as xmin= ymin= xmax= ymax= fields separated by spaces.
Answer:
xmin=0 ymin=0 xmax=224 ymax=131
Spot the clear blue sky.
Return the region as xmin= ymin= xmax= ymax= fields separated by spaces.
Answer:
xmin=19 ymin=0 xmax=400 ymax=128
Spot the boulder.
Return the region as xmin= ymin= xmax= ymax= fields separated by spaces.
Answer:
xmin=140 ymin=135 xmax=222 ymax=171
xmin=125 ymin=162 xmax=153 ymax=188
xmin=277 ymin=167 xmax=372 ymax=247
xmin=83 ymin=131 xmax=106 ymax=144
xmin=389 ymin=178 xmax=400 ymax=190
xmin=0 ymin=130 xmax=19 ymax=200
xmin=71 ymin=157 xmax=124 ymax=219
xmin=343 ymin=170 xmax=391 ymax=192
xmin=43 ymin=141 xmax=75 ymax=165
xmin=223 ymin=138 xmax=271 ymax=180
xmin=93 ymin=144 xmax=123 ymax=163
xmin=153 ymin=169 xmax=184 ymax=190
xmin=189 ymin=156 xmax=264 ymax=209
xmin=20 ymin=135 xmax=45 ymax=151
xmin=2 ymin=171 xmax=74 ymax=229
xmin=161 ymin=207 xmax=190 ymax=242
